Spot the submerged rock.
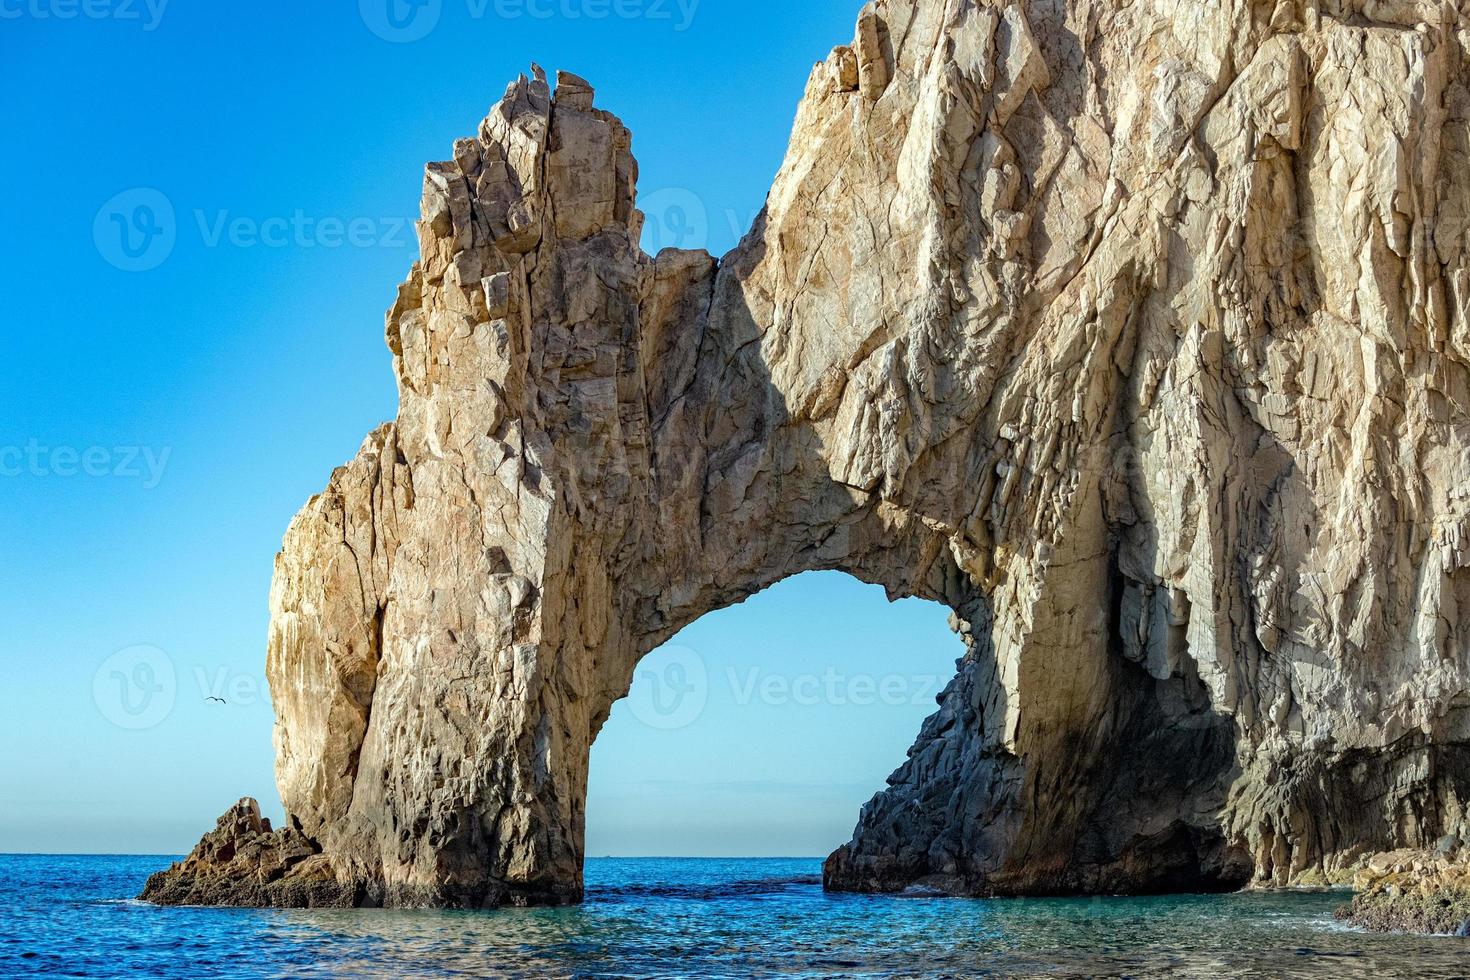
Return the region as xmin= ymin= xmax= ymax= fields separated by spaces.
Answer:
xmin=149 ymin=0 xmax=1470 ymax=912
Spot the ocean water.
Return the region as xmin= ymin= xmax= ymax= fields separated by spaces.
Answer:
xmin=3 ymin=855 xmax=1469 ymax=978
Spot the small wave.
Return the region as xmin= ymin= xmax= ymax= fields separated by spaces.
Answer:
xmin=588 ymin=875 xmax=822 ymax=902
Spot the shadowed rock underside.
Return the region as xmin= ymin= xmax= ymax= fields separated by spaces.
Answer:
xmin=146 ymin=0 xmax=1470 ymax=911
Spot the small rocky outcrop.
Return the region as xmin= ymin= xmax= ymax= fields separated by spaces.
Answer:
xmin=141 ymin=799 xmax=350 ymax=907
xmin=1338 ymin=844 xmax=1470 ymax=935
xmin=148 ymin=0 xmax=1470 ymax=912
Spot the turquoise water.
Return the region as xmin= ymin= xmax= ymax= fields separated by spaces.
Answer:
xmin=3 ymin=855 xmax=1468 ymax=978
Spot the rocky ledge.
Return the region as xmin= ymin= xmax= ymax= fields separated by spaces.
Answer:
xmin=1337 ymin=844 xmax=1470 ymax=936
xmin=141 ymin=799 xmax=352 ymax=908
xmin=141 ymin=798 xmax=580 ymax=908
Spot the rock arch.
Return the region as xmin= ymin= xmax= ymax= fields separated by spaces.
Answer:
xmin=146 ymin=0 xmax=1470 ymax=908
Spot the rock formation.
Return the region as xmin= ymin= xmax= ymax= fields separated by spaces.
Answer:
xmin=1337 ymin=841 xmax=1470 ymax=933
xmin=147 ymin=0 xmax=1470 ymax=910
xmin=140 ymin=799 xmax=349 ymax=907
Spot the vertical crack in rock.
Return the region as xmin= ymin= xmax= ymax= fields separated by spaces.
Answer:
xmin=145 ymin=0 xmax=1470 ymax=908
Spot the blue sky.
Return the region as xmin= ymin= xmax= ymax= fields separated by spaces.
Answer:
xmin=0 ymin=0 xmax=962 ymax=856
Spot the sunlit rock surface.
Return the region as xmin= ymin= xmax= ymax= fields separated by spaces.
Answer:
xmin=147 ymin=0 xmax=1470 ymax=910
xmin=1338 ymin=842 xmax=1470 ymax=934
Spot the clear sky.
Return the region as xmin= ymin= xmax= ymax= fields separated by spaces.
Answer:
xmin=0 ymin=0 xmax=963 ymax=857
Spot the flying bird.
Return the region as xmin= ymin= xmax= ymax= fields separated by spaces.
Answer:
xmin=206 ymin=697 xmax=226 ymax=704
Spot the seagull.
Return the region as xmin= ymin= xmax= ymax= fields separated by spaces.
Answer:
xmin=206 ymin=697 xmax=227 ymax=704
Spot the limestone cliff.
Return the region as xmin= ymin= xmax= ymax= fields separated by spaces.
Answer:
xmin=146 ymin=0 xmax=1470 ymax=909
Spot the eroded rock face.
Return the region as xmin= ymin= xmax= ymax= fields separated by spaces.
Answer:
xmin=139 ymin=798 xmax=347 ymax=907
xmin=148 ymin=0 xmax=1470 ymax=909
xmin=1338 ymin=843 xmax=1470 ymax=934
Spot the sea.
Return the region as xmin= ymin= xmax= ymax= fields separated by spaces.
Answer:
xmin=3 ymin=854 xmax=1468 ymax=978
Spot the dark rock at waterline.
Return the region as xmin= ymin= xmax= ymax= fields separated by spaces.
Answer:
xmin=142 ymin=797 xmax=582 ymax=909
xmin=139 ymin=798 xmax=347 ymax=908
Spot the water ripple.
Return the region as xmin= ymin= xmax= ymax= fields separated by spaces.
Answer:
xmin=1 ymin=855 xmax=1468 ymax=978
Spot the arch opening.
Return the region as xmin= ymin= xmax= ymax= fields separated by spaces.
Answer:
xmin=586 ymin=570 xmax=964 ymax=859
